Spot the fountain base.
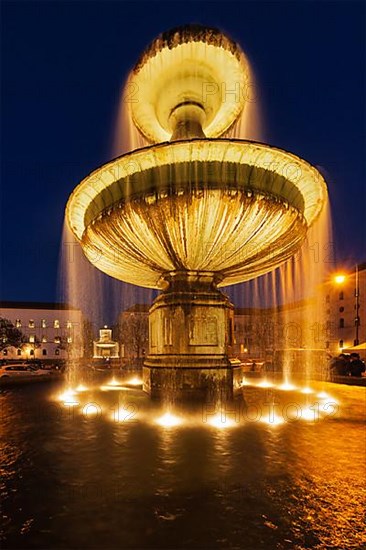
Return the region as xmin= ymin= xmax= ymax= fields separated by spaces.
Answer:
xmin=143 ymin=365 xmax=242 ymax=401
xmin=143 ymin=271 xmax=241 ymax=400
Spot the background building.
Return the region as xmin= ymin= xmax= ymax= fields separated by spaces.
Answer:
xmin=321 ymin=262 xmax=365 ymax=355
xmin=0 ymin=301 xmax=84 ymax=360
xmin=233 ymin=297 xmax=329 ymax=361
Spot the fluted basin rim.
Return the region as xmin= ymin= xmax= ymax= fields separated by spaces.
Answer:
xmin=66 ymin=138 xmax=327 ymax=242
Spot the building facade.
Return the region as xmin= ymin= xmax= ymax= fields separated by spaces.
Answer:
xmin=0 ymin=301 xmax=84 ymax=360
xmin=321 ymin=262 xmax=365 ymax=354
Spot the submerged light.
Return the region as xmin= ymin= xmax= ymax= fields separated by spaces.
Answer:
xmin=155 ymin=412 xmax=183 ymax=428
xmin=207 ymin=413 xmax=237 ymax=429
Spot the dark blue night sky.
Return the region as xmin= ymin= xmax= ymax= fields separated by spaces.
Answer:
xmin=1 ymin=1 xmax=365 ymax=303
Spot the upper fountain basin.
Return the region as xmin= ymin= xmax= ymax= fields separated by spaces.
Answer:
xmin=130 ymin=25 xmax=250 ymax=142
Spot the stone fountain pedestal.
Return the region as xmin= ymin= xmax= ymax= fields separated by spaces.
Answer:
xmin=143 ymin=272 xmax=241 ymax=400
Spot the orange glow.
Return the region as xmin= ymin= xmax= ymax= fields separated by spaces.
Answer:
xmin=100 ymin=377 xmax=125 ymax=391
xmin=317 ymin=391 xmax=329 ymax=399
xmin=300 ymin=407 xmax=317 ymax=422
xmin=107 ymin=377 xmax=120 ymax=386
xmin=155 ymin=412 xmax=183 ymax=428
xmin=58 ymin=389 xmax=79 ymax=405
xmin=278 ymin=382 xmax=297 ymax=391
xmin=125 ymin=376 xmax=143 ymax=386
xmin=334 ymin=274 xmax=346 ymax=284
xmin=260 ymin=413 xmax=284 ymax=426
xmin=76 ymin=384 xmax=88 ymax=392
xmin=256 ymin=380 xmax=274 ymax=388
xmin=207 ymin=413 xmax=237 ymax=429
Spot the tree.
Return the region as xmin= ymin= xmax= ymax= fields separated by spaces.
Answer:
xmin=119 ymin=314 xmax=148 ymax=359
xmin=0 ymin=318 xmax=24 ymax=350
xmin=83 ymin=320 xmax=95 ymax=359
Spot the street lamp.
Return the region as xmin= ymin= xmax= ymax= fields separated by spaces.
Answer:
xmin=334 ymin=274 xmax=346 ymax=285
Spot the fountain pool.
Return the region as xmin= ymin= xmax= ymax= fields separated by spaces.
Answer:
xmin=1 ymin=376 xmax=365 ymax=548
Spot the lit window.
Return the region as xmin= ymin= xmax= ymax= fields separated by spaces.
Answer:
xmin=54 ymin=320 xmax=60 ymax=329
xmin=42 ymin=336 xmax=47 ymax=343
xmin=29 ymin=320 xmax=35 ymax=328
xmin=67 ymin=321 xmax=72 ymax=329
xmin=54 ymin=336 xmax=61 ymax=344
xmin=42 ymin=349 xmax=47 ymax=356
xmin=339 ymin=292 xmax=344 ymax=301
xmin=15 ymin=319 xmax=21 ymax=328
xmin=3 ymin=349 xmax=7 ymax=356
xmin=41 ymin=319 xmax=47 ymax=328
xmin=67 ymin=337 xmax=72 ymax=344
xmin=29 ymin=335 xmax=35 ymax=343
xmin=55 ymin=349 xmax=60 ymax=356
xmin=339 ymin=318 xmax=345 ymax=329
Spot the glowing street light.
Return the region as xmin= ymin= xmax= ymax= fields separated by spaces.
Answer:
xmin=333 ymin=274 xmax=346 ymax=285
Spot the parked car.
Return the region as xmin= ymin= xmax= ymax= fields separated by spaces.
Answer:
xmin=0 ymin=363 xmax=52 ymax=383
xmin=25 ymin=360 xmax=63 ymax=373
xmin=26 ymin=359 xmax=44 ymax=370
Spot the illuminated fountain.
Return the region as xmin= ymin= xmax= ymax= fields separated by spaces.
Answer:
xmin=66 ymin=25 xmax=327 ymax=399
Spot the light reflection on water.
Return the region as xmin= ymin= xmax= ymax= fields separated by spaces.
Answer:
xmin=1 ymin=379 xmax=365 ymax=549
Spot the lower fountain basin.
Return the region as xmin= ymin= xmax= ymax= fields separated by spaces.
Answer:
xmin=66 ymin=139 xmax=326 ymax=288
